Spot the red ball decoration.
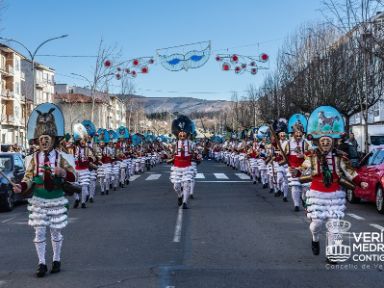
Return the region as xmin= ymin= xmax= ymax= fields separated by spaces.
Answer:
xmin=115 ymin=73 xmax=121 ymax=80
xmin=133 ymin=59 xmax=139 ymax=66
xmin=131 ymin=70 xmax=137 ymax=77
xmin=104 ymin=60 xmax=111 ymax=67
xmin=261 ymin=53 xmax=269 ymax=61
xmin=215 ymin=55 xmax=221 ymax=61
xmin=141 ymin=66 xmax=148 ymax=74
xmin=222 ymin=63 xmax=230 ymax=71
xmin=125 ymin=68 xmax=130 ymax=74
xmin=148 ymin=58 xmax=154 ymax=64
xmin=251 ymin=68 xmax=257 ymax=75
xmin=231 ymin=54 xmax=239 ymax=63
xmin=235 ymin=66 xmax=241 ymax=73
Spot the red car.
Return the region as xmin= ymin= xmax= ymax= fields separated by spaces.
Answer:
xmin=347 ymin=148 xmax=384 ymax=213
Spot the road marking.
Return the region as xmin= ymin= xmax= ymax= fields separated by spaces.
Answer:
xmin=195 ymin=173 xmax=205 ymax=179
xmin=213 ymin=173 xmax=229 ymax=179
xmin=129 ymin=175 xmax=141 ymax=181
xmin=145 ymin=174 xmax=161 ymax=180
xmin=370 ymin=224 xmax=384 ymax=231
xmin=13 ymin=221 xmax=28 ymax=225
xmin=196 ymin=180 xmax=252 ymax=183
xmin=0 ymin=280 xmax=7 ymax=287
xmin=235 ymin=173 xmax=251 ymax=180
xmin=1 ymin=216 xmax=17 ymax=224
xmin=173 ymin=208 xmax=183 ymax=243
xmin=347 ymin=213 xmax=365 ymax=220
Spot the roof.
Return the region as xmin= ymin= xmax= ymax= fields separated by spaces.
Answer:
xmin=54 ymin=93 xmax=109 ymax=104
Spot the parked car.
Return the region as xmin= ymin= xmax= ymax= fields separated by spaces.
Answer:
xmin=0 ymin=153 xmax=25 ymax=212
xmin=347 ymin=148 xmax=384 ymax=213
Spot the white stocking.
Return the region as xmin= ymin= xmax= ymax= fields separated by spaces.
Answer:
xmin=50 ymin=228 xmax=63 ymax=262
xmin=34 ymin=226 xmax=46 ymax=264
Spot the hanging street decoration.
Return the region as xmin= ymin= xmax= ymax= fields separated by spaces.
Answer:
xmin=215 ymin=53 xmax=269 ymax=75
xmin=156 ymin=40 xmax=211 ymax=71
xmin=103 ymin=57 xmax=155 ymax=79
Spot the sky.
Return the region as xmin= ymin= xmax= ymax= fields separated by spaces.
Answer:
xmin=1 ymin=0 xmax=324 ymax=101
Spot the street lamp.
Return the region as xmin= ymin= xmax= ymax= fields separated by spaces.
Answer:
xmin=0 ymin=34 xmax=68 ymax=150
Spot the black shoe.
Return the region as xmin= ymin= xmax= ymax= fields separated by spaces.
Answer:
xmin=312 ymin=241 xmax=320 ymax=255
xmin=283 ymin=197 xmax=288 ymax=202
xmin=178 ymin=196 xmax=183 ymax=207
xmin=73 ymin=199 xmax=80 ymax=209
xmin=126 ymin=179 xmax=130 ymax=185
xmin=89 ymin=197 xmax=94 ymax=203
xmin=182 ymin=203 xmax=189 ymax=209
xmin=101 ymin=191 xmax=105 ymax=195
xmin=253 ymin=181 xmax=256 ymax=184
xmin=294 ymin=206 xmax=300 ymax=212
xmin=106 ymin=190 xmax=109 ymax=195
xmin=50 ymin=261 xmax=61 ymax=274
xmin=81 ymin=203 xmax=87 ymax=209
xmin=36 ymin=263 xmax=48 ymax=278
xmin=190 ymin=194 xmax=195 ymax=200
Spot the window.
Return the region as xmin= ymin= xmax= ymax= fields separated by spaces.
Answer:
xmin=15 ymin=82 xmax=20 ymax=95
xmin=371 ymin=150 xmax=384 ymax=166
xmin=14 ymin=155 xmax=24 ymax=169
xmin=14 ymin=58 xmax=20 ymax=71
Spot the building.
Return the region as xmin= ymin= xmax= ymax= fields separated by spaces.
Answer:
xmin=22 ymin=60 xmax=55 ymax=105
xmin=0 ymin=44 xmax=25 ymax=146
xmin=0 ymin=43 xmax=56 ymax=147
xmin=54 ymin=84 xmax=126 ymax=132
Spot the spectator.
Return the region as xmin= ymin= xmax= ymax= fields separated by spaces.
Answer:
xmin=346 ymin=132 xmax=359 ymax=151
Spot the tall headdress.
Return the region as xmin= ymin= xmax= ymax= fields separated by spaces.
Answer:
xmin=171 ymin=115 xmax=194 ymax=137
xmin=307 ymin=106 xmax=345 ymax=139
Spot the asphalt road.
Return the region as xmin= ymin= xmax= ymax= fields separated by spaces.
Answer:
xmin=1 ymin=159 xmax=384 ymax=288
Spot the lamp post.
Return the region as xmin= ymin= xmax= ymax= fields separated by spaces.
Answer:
xmin=0 ymin=34 xmax=68 ymax=150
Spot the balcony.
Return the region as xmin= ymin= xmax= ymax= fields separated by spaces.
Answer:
xmin=1 ymin=89 xmax=15 ymax=100
xmin=0 ymin=65 xmax=14 ymax=76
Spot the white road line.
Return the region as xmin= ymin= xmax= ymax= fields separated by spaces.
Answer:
xmin=145 ymin=174 xmax=161 ymax=180
xmin=0 ymin=280 xmax=7 ymax=287
xmin=213 ymin=173 xmax=229 ymax=179
xmin=235 ymin=173 xmax=251 ymax=180
xmin=347 ymin=213 xmax=365 ymax=220
xmin=13 ymin=221 xmax=28 ymax=225
xmin=370 ymin=224 xmax=384 ymax=231
xmin=195 ymin=173 xmax=205 ymax=179
xmin=173 ymin=208 xmax=183 ymax=243
xmin=129 ymin=175 xmax=141 ymax=181
xmin=1 ymin=216 xmax=17 ymax=224
xmin=196 ymin=180 xmax=252 ymax=183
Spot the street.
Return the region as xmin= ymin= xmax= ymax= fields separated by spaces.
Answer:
xmin=0 ymin=160 xmax=384 ymax=288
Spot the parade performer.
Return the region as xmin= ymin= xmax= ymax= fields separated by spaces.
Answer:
xmin=73 ymin=123 xmax=92 ymax=209
xmin=298 ymin=106 xmax=368 ymax=258
xmin=13 ymin=103 xmax=76 ymax=277
xmin=169 ymin=115 xmax=196 ymax=209
xmin=97 ymin=130 xmax=113 ymax=195
xmin=82 ymin=120 xmax=99 ymax=203
xmin=284 ymin=114 xmax=311 ymax=211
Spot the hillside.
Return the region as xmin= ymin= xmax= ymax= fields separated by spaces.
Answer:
xmin=130 ymin=95 xmax=231 ymax=115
